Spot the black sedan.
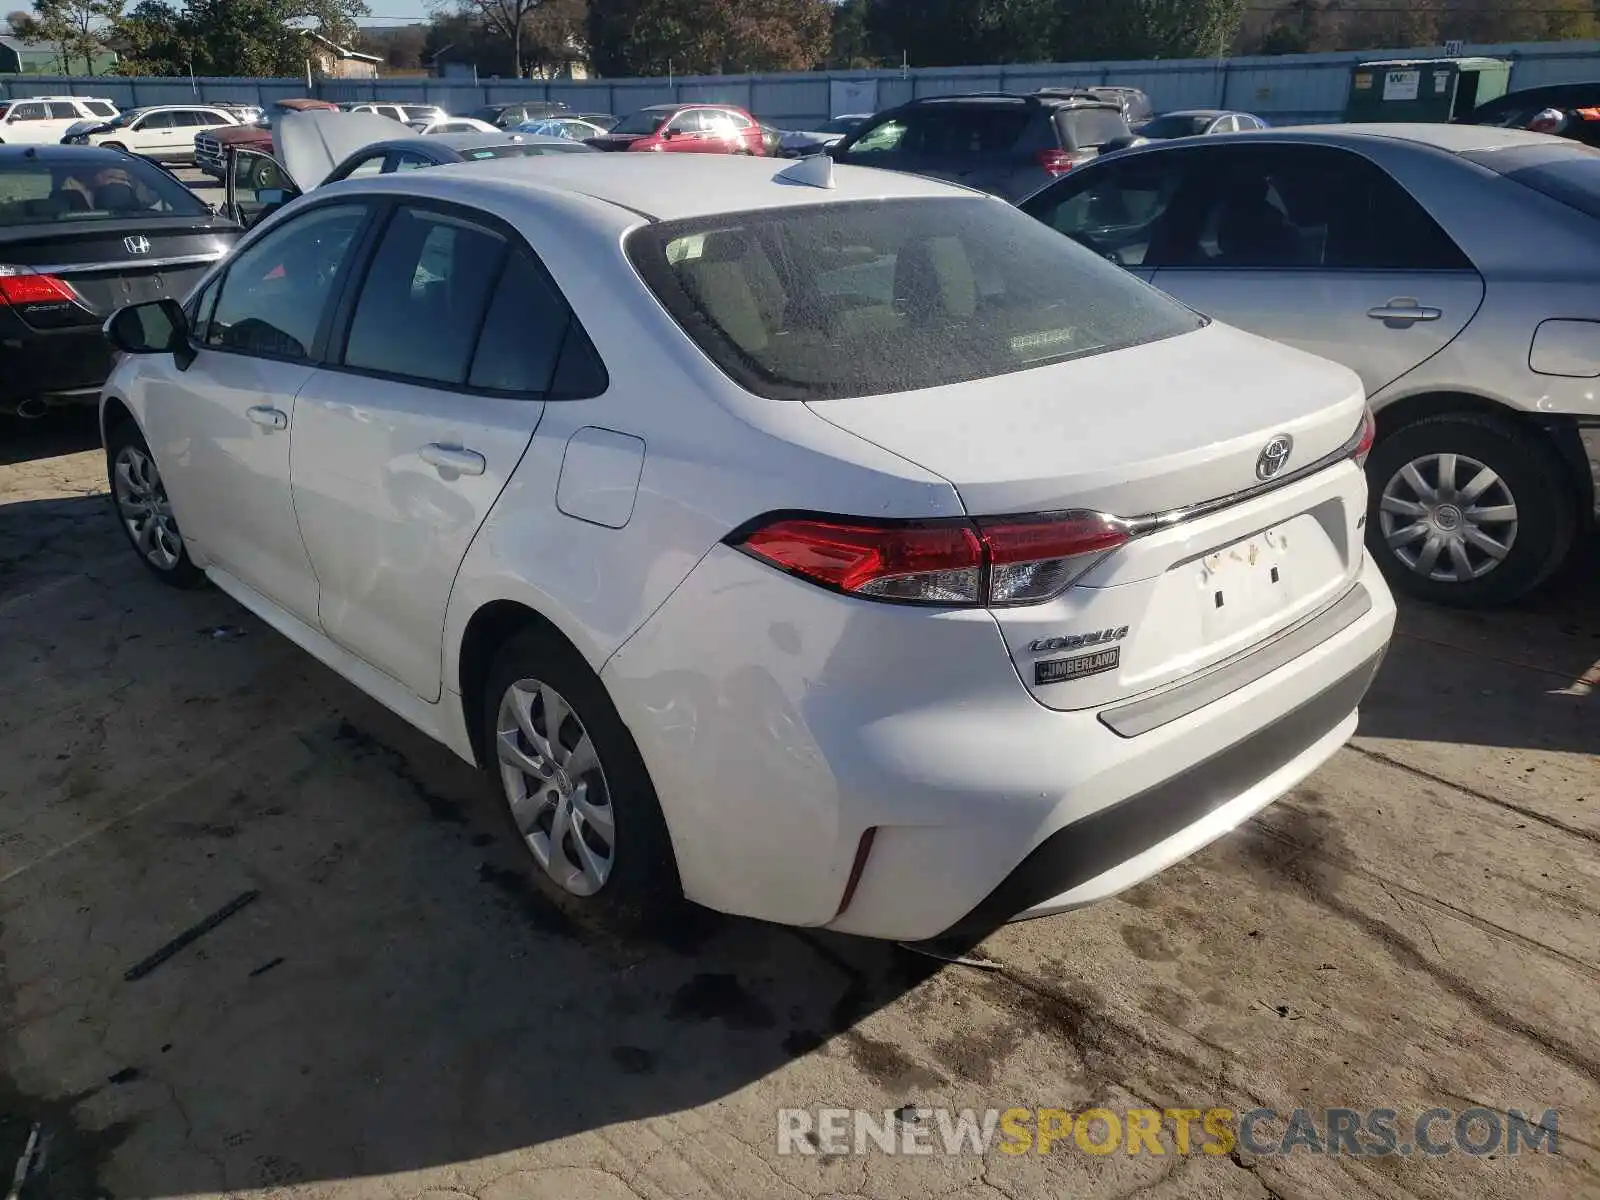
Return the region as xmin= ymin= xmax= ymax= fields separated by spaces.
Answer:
xmin=1 ymin=144 xmax=239 ymax=417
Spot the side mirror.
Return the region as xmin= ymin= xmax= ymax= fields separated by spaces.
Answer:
xmin=104 ymin=298 xmax=193 ymax=368
xmin=661 ymin=127 xmax=678 ymax=139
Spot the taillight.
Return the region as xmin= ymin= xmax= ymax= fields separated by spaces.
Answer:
xmin=1037 ymin=149 xmax=1076 ymax=177
xmin=978 ymin=511 xmax=1130 ymax=604
xmin=1352 ymin=407 xmax=1376 ymax=467
xmin=0 ymin=265 xmax=76 ymax=307
xmin=733 ymin=510 xmax=1130 ymax=607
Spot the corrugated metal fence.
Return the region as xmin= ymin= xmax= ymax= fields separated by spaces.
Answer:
xmin=5 ymin=39 xmax=1600 ymax=129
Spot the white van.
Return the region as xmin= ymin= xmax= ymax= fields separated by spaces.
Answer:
xmin=0 ymin=96 xmax=119 ymax=145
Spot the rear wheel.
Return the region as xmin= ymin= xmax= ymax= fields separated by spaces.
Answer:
xmin=1365 ymin=412 xmax=1574 ymax=607
xmin=481 ymin=626 xmax=682 ymax=935
xmin=105 ymin=419 xmax=204 ymax=587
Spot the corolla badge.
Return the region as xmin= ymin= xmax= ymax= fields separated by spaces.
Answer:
xmin=1255 ymin=434 xmax=1294 ymax=480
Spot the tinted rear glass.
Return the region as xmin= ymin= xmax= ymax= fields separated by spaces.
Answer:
xmin=1141 ymin=114 xmax=1215 ymax=139
xmin=914 ymin=107 xmax=1032 ymax=154
xmin=1060 ymin=109 xmax=1131 ymax=148
xmin=627 ymin=197 xmax=1203 ymax=401
xmin=0 ymin=155 xmax=209 ymax=226
xmin=1462 ymin=143 xmax=1600 ymax=220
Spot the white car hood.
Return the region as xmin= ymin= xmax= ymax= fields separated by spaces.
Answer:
xmin=278 ymin=109 xmax=408 ymax=192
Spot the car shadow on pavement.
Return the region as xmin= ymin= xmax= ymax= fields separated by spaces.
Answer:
xmin=0 ymin=546 xmax=944 ymax=1196
xmin=1357 ymin=536 xmax=1598 ymax=755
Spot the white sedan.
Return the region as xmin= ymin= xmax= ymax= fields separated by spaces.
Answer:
xmin=99 ymin=153 xmax=1394 ymax=942
xmin=408 ymin=116 xmax=501 ymax=136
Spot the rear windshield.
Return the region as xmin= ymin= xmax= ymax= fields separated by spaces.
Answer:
xmin=627 ymin=196 xmax=1203 ymax=401
xmin=613 ymin=109 xmax=670 ymax=136
xmin=1141 ymin=114 xmax=1215 ymax=139
xmin=1462 ymin=143 xmax=1600 ymax=220
xmin=0 ymin=156 xmax=209 ymax=226
xmin=1060 ymin=108 xmax=1131 ymax=148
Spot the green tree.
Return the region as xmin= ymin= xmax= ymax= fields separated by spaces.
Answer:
xmin=1054 ymin=0 xmax=1246 ymax=61
xmin=112 ymin=0 xmax=368 ymax=76
xmin=588 ymin=0 xmax=830 ymax=77
xmin=828 ymin=0 xmax=874 ymax=67
xmin=9 ymin=0 xmax=123 ymax=74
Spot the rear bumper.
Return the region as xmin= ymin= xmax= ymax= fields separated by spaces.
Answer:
xmin=0 ymin=326 xmax=114 ymax=408
xmin=605 ymin=544 xmax=1396 ymax=942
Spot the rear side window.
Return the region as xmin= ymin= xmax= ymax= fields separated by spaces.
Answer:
xmin=86 ymin=101 xmax=116 ymax=117
xmin=627 ymin=196 xmax=1203 ymax=401
xmin=1461 ymin=143 xmax=1600 ymax=221
xmin=344 ymin=207 xmax=507 ymax=386
xmin=1059 ymin=108 xmax=1131 ymax=149
xmin=913 ymin=107 xmax=1032 ymax=155
xmin=469 ymin=252 xmax=571 ymax=393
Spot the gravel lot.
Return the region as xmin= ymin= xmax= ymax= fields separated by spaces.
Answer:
xmin=0 ymin=409 xmax=1596 ymax=1200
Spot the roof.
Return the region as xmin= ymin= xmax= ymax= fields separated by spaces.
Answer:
xmin=340 ymin=151 xmax=980 ymax=222
xmin=396 ymin=132 xmax=575 ymax=152
xmin=1280 ymin=122 xmax=1571 ymax=152
xmin=1156 ymin=109 xmax=1229 ymax=118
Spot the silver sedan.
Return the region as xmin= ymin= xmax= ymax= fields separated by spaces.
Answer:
xmin=1021 ymin=123 xmax=1600 ymax=607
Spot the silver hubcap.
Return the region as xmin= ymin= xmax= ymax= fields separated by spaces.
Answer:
xmin=113 ymin=445 xmax=183 ymax=571
xmin=1378 ymin=452 xmax=1518 ymax=583
xmin=496 ymin=678 xmax=614 ymax=897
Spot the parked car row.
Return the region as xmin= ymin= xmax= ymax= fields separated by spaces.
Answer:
xmin=92 ymin=126 xmax=1396 ymax=945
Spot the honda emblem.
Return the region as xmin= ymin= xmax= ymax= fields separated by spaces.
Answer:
xmin=124 ymin=235 xmax=151 ymax=255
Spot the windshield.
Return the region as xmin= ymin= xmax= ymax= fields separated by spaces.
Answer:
xmin=613 ymin=109 xmax=670 ymax=136
xmin=627 ymin=197 xmax=1203 ymax=401
xmin=0 ymin=156 xmax=210 ymax=226
xmin=1141 ymin=114 xmax=1215 ymax=139
xmin=1461 ymin=142 xmax=1600 ymax=220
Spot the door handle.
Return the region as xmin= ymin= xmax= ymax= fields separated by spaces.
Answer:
xmin=246 ymin=406 xmax=287 ymax=430
xmin=419 ymin=443 xmax=486 ymax=476
xmin=1367 ymin=298 xmax=1442 ymax=323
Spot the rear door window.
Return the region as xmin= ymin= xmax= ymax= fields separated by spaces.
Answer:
xmin=910 ymin=107 xmax=1031 ymax=157
xmin=627 ymin=196 xmax=1203 ymax=401
xmin=342 ymin=206 xmax=508 ymax=387
xmin=48 ymin=102 xmax=80 ymax=120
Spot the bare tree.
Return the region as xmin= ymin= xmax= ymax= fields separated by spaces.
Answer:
xmin=453 ymin=0 xmax=542 ymax=76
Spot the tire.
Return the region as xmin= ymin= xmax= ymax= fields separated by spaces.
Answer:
xmin=1365 ymin=412 xmax=1575 ymax=608
xmin=105 ymin=418 xmax=205 ymax=588
xmin=481 ymin=625 xmax=682 ymax=935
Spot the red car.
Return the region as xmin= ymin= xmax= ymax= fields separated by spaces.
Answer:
xmin=585 ymin=103 xmax=766 ymax=155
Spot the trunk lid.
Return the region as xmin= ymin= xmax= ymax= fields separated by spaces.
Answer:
xmin=2 ymin=218 xmax=236 ymax=324
xmin=807 ymin=321 xmax=1371 ymax=712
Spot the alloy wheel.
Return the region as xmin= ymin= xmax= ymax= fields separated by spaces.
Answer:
xmin=495 ymin=678 xmax=615 ymax=897
xmin=112 ymin=444 xmax=183 ymax=571
xmin=1378 ymin=452 xmax=1518 ymax=584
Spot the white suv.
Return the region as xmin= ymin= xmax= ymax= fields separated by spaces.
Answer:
xmin=0 ymin=95 xmax=118 ymax=144
xmin=99 ymin=146 xmax=1395 ymax=943
xmin=66 ymin=104 xmax=244 ymax=163
xmin=347 ymin=102 xmax=448 ymax=125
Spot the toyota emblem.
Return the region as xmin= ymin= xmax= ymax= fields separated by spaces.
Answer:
xmin=124 ymin=235 xmax=151 ymax=255
xmin=1255 ymin=434 xmax=1294 ymax=480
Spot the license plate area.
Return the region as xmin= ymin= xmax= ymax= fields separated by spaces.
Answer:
xmin=1196 ymin=527 xmax=1294 ymax=642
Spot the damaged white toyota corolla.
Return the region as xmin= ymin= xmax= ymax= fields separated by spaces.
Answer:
xmin=99 ymin=150 xmax=1394 ymax=942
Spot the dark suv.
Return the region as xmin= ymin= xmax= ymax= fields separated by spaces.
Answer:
xmin=830 ymin=92 xmax=1134 ymax=201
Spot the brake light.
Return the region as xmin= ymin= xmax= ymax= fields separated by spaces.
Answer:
xmin=0 ymin=265 xmax=75 ymax=307
xmin=1037 ymin=149 xmax=1076 ymax=177
xmin=1352 ymin=407 xmax=1376 ymax=467
xmin=734 ymin=510 xmax=1130 ymax=607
